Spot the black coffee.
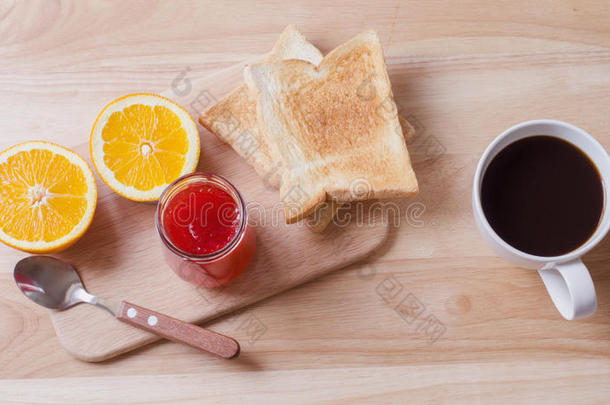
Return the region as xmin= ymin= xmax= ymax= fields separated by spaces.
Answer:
xmin=481 ymin=135 xmax=603 ymax=257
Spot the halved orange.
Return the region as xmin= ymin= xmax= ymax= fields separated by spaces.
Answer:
xmin=0 ymin=141 xmax=97 ymax=253
xmin=90 ymin=94 xmax=200 ymax=201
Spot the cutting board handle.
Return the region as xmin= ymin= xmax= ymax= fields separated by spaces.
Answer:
xmin=117 ymin=301 xmax=240 ymax=359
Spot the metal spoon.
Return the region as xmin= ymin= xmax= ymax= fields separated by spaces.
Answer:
xmin=14 ymin=256 xmax=240 ymax=359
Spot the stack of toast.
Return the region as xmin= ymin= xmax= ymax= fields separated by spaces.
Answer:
xmin=200 ymin=25 xmax=418 ymax=232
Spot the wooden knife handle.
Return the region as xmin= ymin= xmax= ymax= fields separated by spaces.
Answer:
xmin=116 ymin=301 xmax=240 ymax=359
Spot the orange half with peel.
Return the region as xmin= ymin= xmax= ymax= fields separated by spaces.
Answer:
xmin=0 ymin=141 xmax=97 ymax=253
xmin=90 ymin=94 xmax=200 ymax=201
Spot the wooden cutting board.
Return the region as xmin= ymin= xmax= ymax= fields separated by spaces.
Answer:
xmin=49 ymin=61 xmax=391 ymax=362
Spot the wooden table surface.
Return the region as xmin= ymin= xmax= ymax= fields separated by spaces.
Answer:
xmin=1 ymin=1 xmax=609 ymax=403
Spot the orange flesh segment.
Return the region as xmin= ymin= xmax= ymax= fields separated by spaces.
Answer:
xmin=101 ymin=104 xmax=189 ymax=191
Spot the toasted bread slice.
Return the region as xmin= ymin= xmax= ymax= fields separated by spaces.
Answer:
xmin=199 ymin=25 xmax=322 ymax=189
xmin=201 ymin=27 xmax=416 ymax=229
xmin=246 ymin=30 xmax=419 ymax=223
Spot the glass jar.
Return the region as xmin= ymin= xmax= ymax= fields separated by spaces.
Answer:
xmin=155 ymin=173 xmax=256 ymax=288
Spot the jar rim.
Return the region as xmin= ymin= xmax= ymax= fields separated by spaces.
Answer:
xmin=155 ymin=172 xmax=248 ymax=262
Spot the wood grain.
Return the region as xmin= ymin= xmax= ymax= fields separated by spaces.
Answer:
xmin=1 ymin=0 xmax=610 ymax=403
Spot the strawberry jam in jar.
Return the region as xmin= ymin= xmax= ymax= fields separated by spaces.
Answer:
xmin=156 ymin=173 xmax=255 ymax=288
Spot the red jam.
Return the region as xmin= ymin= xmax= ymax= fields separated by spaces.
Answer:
xmin=163 ymin=184 xmax=240 ymax=255
xmin=157 ymin=173 xmax=256 ymax=288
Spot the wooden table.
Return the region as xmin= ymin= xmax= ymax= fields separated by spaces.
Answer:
xmin=1 ymin=1 xmax=609 ymax=403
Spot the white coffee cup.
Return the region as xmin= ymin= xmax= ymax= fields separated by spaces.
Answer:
xmin=473 ymin=119 xmax=610 ymax=320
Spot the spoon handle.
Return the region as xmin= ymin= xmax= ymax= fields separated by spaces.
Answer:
xmin=116 ymin=301 xmax=240 ymax=359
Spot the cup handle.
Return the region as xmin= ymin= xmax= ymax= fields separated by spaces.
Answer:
xmin=538 ymin=259 xmax=597 ymax=320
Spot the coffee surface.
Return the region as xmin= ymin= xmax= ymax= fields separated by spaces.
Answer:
xmin=481 ymin=135 xmax=603 ymax=257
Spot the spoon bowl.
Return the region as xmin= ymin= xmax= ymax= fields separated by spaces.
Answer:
xmin=14 ymin=256 xmax=84 ymax=310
